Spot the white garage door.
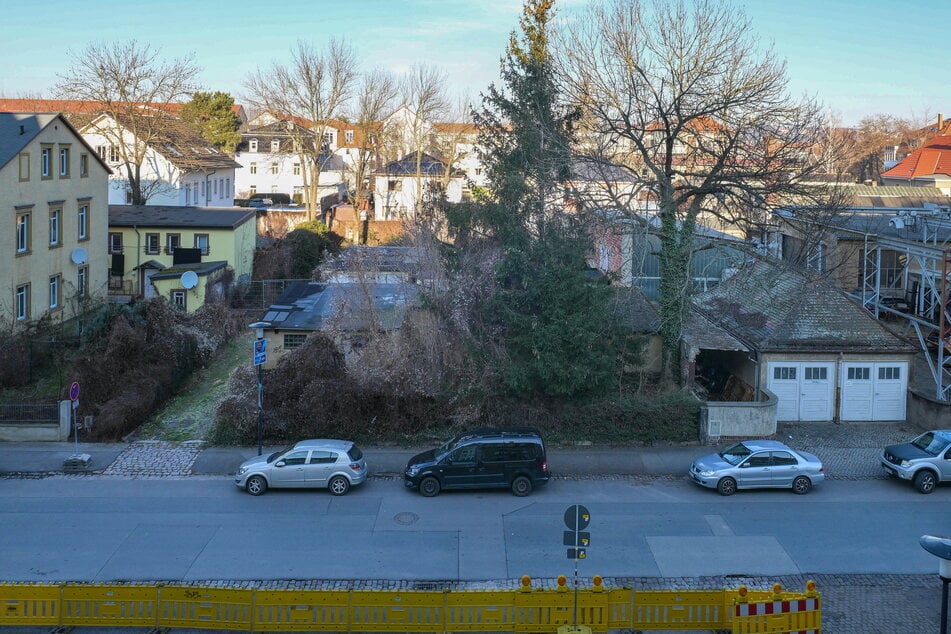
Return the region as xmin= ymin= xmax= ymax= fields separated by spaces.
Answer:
xmin=841 ymin=362 xmax=907 ymax=421
xmin=768 ymin=362 xmax=835 ymax=421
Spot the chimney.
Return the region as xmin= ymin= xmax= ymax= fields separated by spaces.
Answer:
xmin=939 ymin=113 xmax=945 ymax=132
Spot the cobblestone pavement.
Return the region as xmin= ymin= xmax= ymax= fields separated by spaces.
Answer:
xmin=100 ymin=440 xmax=203 ymax=477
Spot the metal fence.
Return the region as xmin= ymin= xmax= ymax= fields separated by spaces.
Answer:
xmin=0 ymin=580 xmax=820 ymax=633
xmin=0 ymin=402 xmax=59 ymax=425
xmin=231 ymin=279 xmax=311 ymax=310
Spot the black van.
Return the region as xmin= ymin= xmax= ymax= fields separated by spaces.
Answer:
xmin=404 ymin=428 xmax=549 ymax=497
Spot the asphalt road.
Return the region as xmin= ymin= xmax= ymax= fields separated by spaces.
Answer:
xmin=2 ymin=475 xmax=948 ymax=583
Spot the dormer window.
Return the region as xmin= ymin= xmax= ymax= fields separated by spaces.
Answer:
xmin=249 ymin=139 xmax=258 ymax=152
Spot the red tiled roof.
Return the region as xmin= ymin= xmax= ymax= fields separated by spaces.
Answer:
xmin=0 ymin=98 xmax=244 ymax=117
xmin=881 ymin=135 xmax=951 ymax=180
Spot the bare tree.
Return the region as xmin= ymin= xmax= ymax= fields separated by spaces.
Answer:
xmin=557 ymin=0 xmax=836 ymax=376
xmin=244 ymin=39 xmax=358 ymax=221
xmin=56 ymin=41 xmax=200 ymax=204
xmin=346 ymin=68 xmax=400 ymax=241
xmin=400 ymin=64 xmax=450 ymax=215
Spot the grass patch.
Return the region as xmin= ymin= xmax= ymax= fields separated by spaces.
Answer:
xmin=133 ymin=333 xmax=252 ymax=442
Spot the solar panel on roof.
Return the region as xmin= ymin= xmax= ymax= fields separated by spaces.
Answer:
xmin=273 ymin=312 xmax=289 ymax=322
xmin=263 ymin=311 xmax=279 ymax=321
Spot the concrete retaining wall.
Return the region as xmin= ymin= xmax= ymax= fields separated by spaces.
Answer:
xmin=700 ymin=388 xmax=778 ymax=444
xmin=0 ymin=401 xmax=71 ymax=442
xmin=908 ymin=389 xmax=951 ymax=424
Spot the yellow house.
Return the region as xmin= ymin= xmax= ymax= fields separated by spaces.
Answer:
xmin=107 ymin=205 xmax=256 ymax=312
xmin=0 ymin=112 xmax=110 ymax=328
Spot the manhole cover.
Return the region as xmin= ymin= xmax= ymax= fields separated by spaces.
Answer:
xmin=394 ymin=512 xmax=419 ymax=526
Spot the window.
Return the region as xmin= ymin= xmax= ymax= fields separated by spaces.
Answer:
xmin=270 ymin=161 xmax=278 ymax=174
xmin=804 ymin=367 xmax=827 ymax=381
xmin=194 ymin=234 xmax=210 ymax=255
xmin=293 ymin=162 xmax=301 ymax=175
xmin=108 ymin=232 xmax=123 ymax=254
xmin=15 ymin=285 xmax=29 ymax=321
xmin=284 ymin=333 xmax=307 ymax=350
xmin=745 ymin=453 xmax=771 ymax=468
xmin=171 ymin=289 xmax=186 ymax=309
xmin=323 ymin=132 xmax=333 ymax=146
xmin=125 ymin=190 xmax=132 ymax=204
xmin=18 ymin=152 xmax=29 ymax=181
xmin=771 ymin=451 xmax=798 ymax=466
xmin=773 ymin=367 xmax=797 ymax=380
xmin=166 ymin=233 xmax=181 ymax=254
xmin=344 ymin=130 xmax=354 ymax=144
xmin=248 ymin=139 xmax=258 ymax=152
xmin=847 ymin=367 xmax=871 ymax=381
xmin=200 ymin=180 xmax=205 ymax=198
xmin=185 ymin=183 xmax=191 ymax=205
xmin=879 ymin=366 xmax=901 ymax=380
xmin=49 ymin=275 xmax=60 ymax=310
xmin=281 ymin=450 xmax=308 ymax=465
xmin=271 ymin=184 xmax=278 ymax=193
xmin=59 ymin=147 xmax=70 ymax=177
xmin=79 ymin=153 xmax=89 ymax=177
xmin=450 ymin=445 xmax=478 ymax=464
xmin=49 ymin=209 xmax=61 ymax=247
xmin=309 ymin=451 xmax=337 ymax=464
xmin=270 ymin=139 xmax=280 ymax=152
xmin=213 ymin=179 xmax=218 ymax=195
xmin=77 ymin=204 xmax=88 ymax=240
xmin=16 ymin=212 xmax=30 ymax=253
xmin=109 ymin=146 xmax=119 ymax=163
xmin=388 ymin=180 xmax=401 ymax=192
xmin=77 ymin=266 xmax=88 ymax=297
xmin=145 ymin=233 xmax=160 ymax=255
xmin=475 ymin=168 xmax=482 ymax=176
xmin=41 ymin=146 xmax=51 ymax=178
xmin=249 ymin=184 xmax=257 ymax=195
xmin=225 ymin=178 xmax=230 ymax=197
xmin=250 ymin=162 xmax=257 ymax=174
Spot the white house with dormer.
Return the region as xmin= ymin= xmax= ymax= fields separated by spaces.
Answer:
xmin=80 ymin=113 xmax=240 ymax=207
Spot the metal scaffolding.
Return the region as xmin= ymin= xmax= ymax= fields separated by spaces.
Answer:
xmin=858 ymin=210 xmax=951 ymax=402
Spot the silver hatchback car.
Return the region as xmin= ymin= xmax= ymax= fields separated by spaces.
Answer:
xmin=689 ymin=439 xmax=824 ymax=496
xmin=235 ymin=439 xmax=367 ymax=496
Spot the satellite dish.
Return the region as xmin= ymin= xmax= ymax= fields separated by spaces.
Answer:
xmin=180 ymin=271 xmax=199 ymax=290
xmin=70 ymin=247 xmax=88 ymax=265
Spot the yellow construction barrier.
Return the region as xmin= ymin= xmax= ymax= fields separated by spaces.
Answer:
xmin=0 ymin=579 xmax=820 ymax=632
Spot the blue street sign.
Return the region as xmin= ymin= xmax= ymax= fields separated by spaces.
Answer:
xmin=253 ymin=339 xmax=267 ymax=366
xmin=69 ymin=382 xmax=80 ymax=402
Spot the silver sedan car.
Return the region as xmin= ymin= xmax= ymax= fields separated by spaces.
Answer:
xmin=689 ymin=440 xmax=824 ymax=496
xmin=235 ymin=439 xmax=367 ymax=496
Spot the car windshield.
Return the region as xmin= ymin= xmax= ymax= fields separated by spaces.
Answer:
xmin=718 ymin=442 xmax=752 ymax=466
xmin=436 ymin=436 xmax=459 ymax=457
xmin=912 ymin=432 xmax=950 ymax=456
xmin=266 ymin=447 xmax=292 ymax=463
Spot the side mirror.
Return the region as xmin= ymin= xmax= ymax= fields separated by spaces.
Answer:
xmin=275 ymin=460 xmax=286 ymax=467
xmin=739 ymin=462 xmax=750 ymax=468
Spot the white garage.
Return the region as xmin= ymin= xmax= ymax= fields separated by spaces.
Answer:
xmin=692 ymin=261 xmax=917 ymax=424
xmin=840 ymin=362 xmax=908 ymax=421
xmin=767 ymin=362 xmax=835 ymax=422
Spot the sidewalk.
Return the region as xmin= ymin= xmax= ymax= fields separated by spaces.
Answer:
xmin=0 ymin=420 xmax=923 ymax=478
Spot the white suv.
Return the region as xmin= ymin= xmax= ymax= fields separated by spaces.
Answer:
xmin=881 ymin=430 xmax=951 ymax=493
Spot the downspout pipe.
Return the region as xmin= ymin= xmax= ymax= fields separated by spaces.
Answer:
xmin=133 ymin=224 xmax=141 ymax=295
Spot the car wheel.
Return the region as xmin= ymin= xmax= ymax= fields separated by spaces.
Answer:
xmin=419 ymin=476 xmax=441 ymax=497
xmin=328 ymin=475 xmax=350 ymax=496
xmin=914 ymin=470 xmax=937 ymax=494
xmin=512 ymin=476 xmax=533 ymax=497
xmin=717 ymin=477 xmax=737 ymax=496
xmin=792 ymin=476 xmax=812 ymax=495
xmin=246 ymin=475 xmax=267 ymax=496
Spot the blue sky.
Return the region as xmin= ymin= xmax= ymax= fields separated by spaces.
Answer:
xmin=1 ymin=0 xmax=948 ymax=126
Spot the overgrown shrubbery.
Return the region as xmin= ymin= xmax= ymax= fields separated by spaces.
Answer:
xmin=71 ymin=300 xmax=243 ymax=441
xmin=208 ymin=323 xmax=699 ymax=447
xmin=252 ymin=221 xmax=342 ymax=280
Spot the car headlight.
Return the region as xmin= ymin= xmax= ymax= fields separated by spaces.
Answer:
xmin=406 ymin=466 xmax=419 ymax=477
xmin=699 ymin=470 xmax=716 ymax=477
xmin=900 ymin=460 xmax=912 ymax=468
xmin=238 ymin=466 xmax=249 ymax=476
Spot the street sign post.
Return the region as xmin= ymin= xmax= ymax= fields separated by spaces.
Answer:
xmin=69 ymin=382 xmax=81 ymax=450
